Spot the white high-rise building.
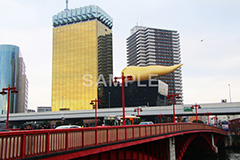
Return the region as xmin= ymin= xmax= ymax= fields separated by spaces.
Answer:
xmin=127 ymin=26 xmax=183 ymax=105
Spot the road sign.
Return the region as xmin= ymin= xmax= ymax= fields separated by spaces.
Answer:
xmin=184 ymin=107 xmax=193 ymax=112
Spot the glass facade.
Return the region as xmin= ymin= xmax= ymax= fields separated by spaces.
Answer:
xmin=52 ymin=6 xmax=113 ymax=111
xmin=0 ymin=45 xmax=19 ymax=114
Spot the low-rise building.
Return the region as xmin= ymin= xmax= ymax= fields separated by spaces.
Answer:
xmin=37 ymin=106 xmax=52 ymax=112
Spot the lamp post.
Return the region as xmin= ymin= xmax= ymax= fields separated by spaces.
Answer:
xmin=108 ymin=92 xmax=111 ymax=108
xmin=114 ymin=73 xmax=132 ymax=125
xmin=167 ymin=93 xmax=179 ymax=123
xmin=191 ymin=104 xmax=201 ymax=123
xmin=0 ymin=84 xmax=18 ymax=129
xmin=228 ymin=84 xmax=232 ymax=103
xmin=204 ymin=112 xmax=211 ymax=125
xmin=134 ymin=107 xmax=142 ymax=117
xmin=158 ymin=114 xmax=165 ymax=123
xmin=90 ymin=99 xmax=101 ymax=127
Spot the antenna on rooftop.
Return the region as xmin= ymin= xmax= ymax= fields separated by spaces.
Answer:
xmin=65 ymin=0 xmax=69 ymax=11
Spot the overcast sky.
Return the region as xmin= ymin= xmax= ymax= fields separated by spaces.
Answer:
xmin=0 ymin=0 xmax=239 ymax=110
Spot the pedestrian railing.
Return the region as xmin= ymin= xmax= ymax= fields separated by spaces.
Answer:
xmin=0 ymin=123 xmax=227 ymax=159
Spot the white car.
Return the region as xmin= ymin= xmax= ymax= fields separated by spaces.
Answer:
xmin=139 ymin=121 xmax=154 ymax=125
xmin=55 ymin=125 xmax=81 ymax=129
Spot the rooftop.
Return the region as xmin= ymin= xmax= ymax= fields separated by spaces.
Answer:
xmin=53 ymin=5 xmax=113 ymax=29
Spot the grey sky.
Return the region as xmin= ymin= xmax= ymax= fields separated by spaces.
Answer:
xmin=0 ymin=0 xmax=239 ymax=110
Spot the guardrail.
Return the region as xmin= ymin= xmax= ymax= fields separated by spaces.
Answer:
xmin=0 ymin=123 xmax=227 ymax=159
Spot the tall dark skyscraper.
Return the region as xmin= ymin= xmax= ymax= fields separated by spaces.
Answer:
xmin=127 ymin=26 xmax=183 ymax=105
xmin=0 ymin=44 xmax=28 ymax=114
xmin=52 ymin=5 xmax=113 ymax=111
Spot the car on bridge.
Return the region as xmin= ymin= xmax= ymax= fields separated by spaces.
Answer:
xmin=55 ymin=125 xmax=81 ymax=129
xmin=0 ymin=129 xmax=11 ymax=132
xmin=139 ymin=121 xmax=154 ymax=125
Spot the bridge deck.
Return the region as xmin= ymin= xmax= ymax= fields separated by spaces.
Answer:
xmin=1 ymin=102 xmax=239 ymax=122
xmin=0 ymin=123 xmax=227 ymax=160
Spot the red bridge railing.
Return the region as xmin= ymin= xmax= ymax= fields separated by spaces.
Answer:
xmin=0 ymin=123 xmax=227 ymax=159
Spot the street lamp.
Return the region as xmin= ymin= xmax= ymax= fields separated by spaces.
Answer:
xmin=114 ymin=74 xmax=133 ymax=125
xmin=134 ymin=107 xmax=142 ymax=117
xmin=228 ymin=84 xmax=232 ymax=103
xmin=191 ymin=104 xmax=201 ymax=123
xmin=108 ymin=92 xmax=111 ymax=108
xmin=204 ymin=112 xmax=211 ymax=125
xmin=167 ymin=93 xmax=179 ymax=123
xmin=158 ymin=114 xmax=165 ymax=123
xmin=90 ymin=99 xmax=101 ymax=127
xmin=0 ymin=84 xmax=18 ymax=129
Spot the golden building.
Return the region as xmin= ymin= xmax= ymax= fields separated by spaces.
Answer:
xmin=52 ymin=5 xmax=113 ymax=111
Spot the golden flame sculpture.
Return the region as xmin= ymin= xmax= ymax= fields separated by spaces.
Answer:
xmin=122 ymin=64 xmax=183 ymax=81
